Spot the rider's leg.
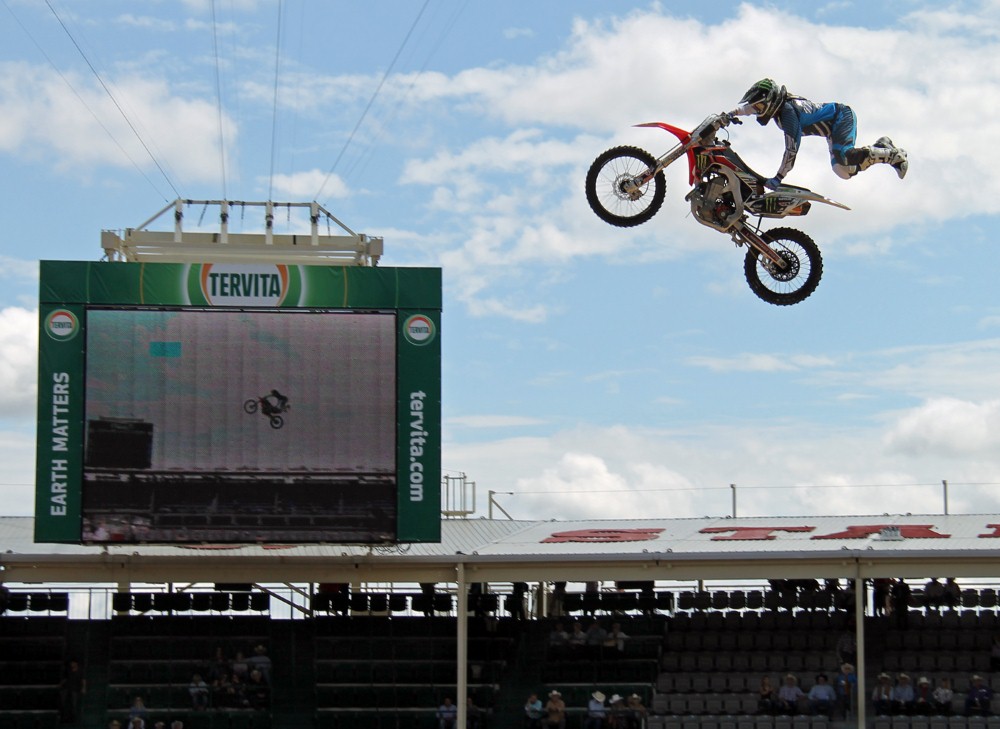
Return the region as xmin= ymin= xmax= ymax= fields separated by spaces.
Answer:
xmin=828 ymin=106 xmax=859 ymax=179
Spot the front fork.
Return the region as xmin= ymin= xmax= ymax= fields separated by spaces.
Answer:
xmin=731 ymin=222 xmax=787 ymax=270
xmin=622 ymin=144 xmax=688 ymax=199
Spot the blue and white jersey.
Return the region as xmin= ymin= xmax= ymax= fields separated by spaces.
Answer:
xmin=733 ymin=96 xmax=854 ymax=180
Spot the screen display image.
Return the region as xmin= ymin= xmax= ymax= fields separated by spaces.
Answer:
xmin=81 ymin=308 xmax=397 ymax=543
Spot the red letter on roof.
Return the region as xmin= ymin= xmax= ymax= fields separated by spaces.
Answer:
xmin=700 ymin=526 xmax=815 ymax=541
xmin=979 ymin=524 xmax=1000 ymax=538
xmin=812 ymin=524 xmax=950 ymax=539
xmin=541 ymin=528 xmax=665 ymax=543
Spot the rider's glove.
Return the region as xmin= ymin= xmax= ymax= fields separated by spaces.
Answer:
xmin=763 ymin=177 xmax=782 ymax=190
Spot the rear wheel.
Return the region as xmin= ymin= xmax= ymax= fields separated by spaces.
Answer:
xmin=585 ymin=146 xmax=665 ymax=227
xmin=743 ymin=227 xmax=823 ymax=306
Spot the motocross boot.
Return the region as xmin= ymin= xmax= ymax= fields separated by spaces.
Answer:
xmin=855 ymin=140 xmax=909 ymax=179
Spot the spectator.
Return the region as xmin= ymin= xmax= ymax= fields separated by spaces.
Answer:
xmin=808 ymin=674 xmax=836 ymax=717
xmin=548 ymin=623 xmax=569 ymax=659
xmin=545 ymin=690 xmax=566 ymax=729
xmin=626 ymin=694 xmax=648 ymax=729
xmin=872 ymin=579 xmax=892 ymax=616
xmin=466 ymin=696 xmax=484 ymax=729
xmin=550 ymin=582 xmax=567 ymax=618
xmin=944 ymin=578 xmax=961 ymax=609
xmin=584 ymin=691 xmax=607 ymax=729
xmin=438 ymin=697 xmax=458 ymax=729
xmin=524 ymin=693 xmax=544 ymax=728
xmin=933 ymin=678 xmax=954 ymax=715
xmin=872 ymin=673 xmax=893 ymax=715
xmin=206 ymin=647 xmax=231 ymax=685
xmin=966 ymin=675 xmax=992 ymax=717
xmin=924 ymin=578 xmax=945 ymax=610
xmin=605 ymin=622 xmax=629 ymax=656
xmin=607 ymin=694 xmax=628 ymax=728
xmin=59 ymin=659 xmax=87 ymax=724
xmin=914 ymin=677 xmax=934 ymax=716
xmin=245 ymin=669 xmax=269 ymax=710
xmin=188 ymin=673 xmax=210 ymax=710
xmin=129 ymin=719 xmax=144 ymax=729
xmin=585 ymin=621 xmax=608 ymax=659
xmin=891 ymin=580 xmax=912 ymax=628
xmin=246 ymin=645 xmax=272 ymax=683
xmin=170 ymin=723 xmax=183 ymax=729
xmin=776 ymin=674 xmax=805 ymax=715
xmin=510 ymin=582 xmax=528 ymax=620
xmin=420 ymin=583 xmax=436 ymax=617
xmin=891 ymin=673 xmax=915 ymax=715
xmin=758 ymin=676 xmax=776 ymax=715
xmin=231 ymin=651 xmax=249 ymax=681
xmin=128 ymin=697 xmax=148 ymax=726
xmin=107 ymin=722 xmax=121 ymax=729
xmin=834 ymin=663 xmax=857 ymax=718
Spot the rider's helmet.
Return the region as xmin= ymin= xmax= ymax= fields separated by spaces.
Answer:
xmin=739 ymin=78 xmax=786 ymax=126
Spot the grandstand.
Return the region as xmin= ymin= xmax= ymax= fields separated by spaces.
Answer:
xmin=3 ymin=513 xmax=1000 ymax=729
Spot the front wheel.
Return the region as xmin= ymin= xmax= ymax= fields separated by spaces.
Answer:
xmin=243 ymin=398 xmax=259 ymax=414
xmin=585 ymin=146 xmax=665 ymax=227
xmin=743 ymin=227 xmax=823 ymax=306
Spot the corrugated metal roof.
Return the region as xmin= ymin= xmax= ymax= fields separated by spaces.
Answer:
xmin=4 ymin=514 xmax=1000 ymax=559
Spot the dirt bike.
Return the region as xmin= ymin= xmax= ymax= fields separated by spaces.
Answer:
xmin=243 ymin=396 xmax=288 ymax=429
xmin=585 ymin=113 xmax=849 ymax=305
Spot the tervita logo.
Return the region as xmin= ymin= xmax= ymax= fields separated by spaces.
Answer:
xmin=403 ymin=314 xmax=436 ymax=346
xmin=188 ymin=264 xmax=300 ymax=307
xmin=44 ymin=309 xmax=79 ymax=341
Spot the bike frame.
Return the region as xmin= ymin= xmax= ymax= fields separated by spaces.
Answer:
xmin=631 ymin=120 xmax=791 ymax=268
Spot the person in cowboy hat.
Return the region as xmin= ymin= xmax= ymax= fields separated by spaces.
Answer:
xmin=545 ymin=690 xmax=566 ymax=729
xmin=872 ymin=673 xmax=893 ymax=715
xmin=607 ymin=694 xmax=629 ymax=728
xmin=585 ymin=691 xmax=607 ymax=729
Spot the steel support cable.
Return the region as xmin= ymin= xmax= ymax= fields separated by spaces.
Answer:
xmin=211 ymin=0 xmax=228 ymax=201
xmin=44 ymin=0 xmax=181 ymax=198
xmin=342 ymin=0 xmax=470 ymax=183
xmin=267 ymin=0 xmax=283 ymax=202
xmin=2 ymin=0 xmax=169 ymax=201
xmin=314 ymin=0 xmax=432 ymax=204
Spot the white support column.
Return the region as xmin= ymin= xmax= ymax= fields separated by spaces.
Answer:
xmin=457 ymin=563 xmax=468 ymax=729
xmin=265 ymin=201 xmax=274 ymax=246
xmin=855 ymin=574 xmax=866 ymax=729
xmin=220 ymin=200 xmax=229 ymax=245
xmin=173 ymin=199 xmax=184 ymax=243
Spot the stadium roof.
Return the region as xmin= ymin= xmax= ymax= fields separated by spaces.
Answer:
xmin=3 ymin=514 xmax=1000 ymax=585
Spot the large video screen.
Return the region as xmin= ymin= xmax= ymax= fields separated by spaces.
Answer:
xmin=35 ymin=261 xmax=441 ymax=544
xmin=81 ymin=309 xmax=396 ymax=543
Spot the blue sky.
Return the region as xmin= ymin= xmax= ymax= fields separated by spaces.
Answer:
xmin=3 ymin=0 xmax=1000 ymax=522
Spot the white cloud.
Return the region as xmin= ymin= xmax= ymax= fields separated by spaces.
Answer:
xmin=0 ymin=64 xmax=235 ymax=186
xmin=687 ymin=353 xmax=836 ymax=373
xmin=267 ymin=169 xmax=348 ymax=200
xmin=0 ymin=307 xmax=38 ymax=418
xmin=885 ymin=398 xmax=1000 ymax=456
xmin=447 ymin=415 xmax=547 ymax=428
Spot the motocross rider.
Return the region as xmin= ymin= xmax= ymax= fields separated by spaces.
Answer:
xmin=729 ymin=78 xmax=908 ymax=189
